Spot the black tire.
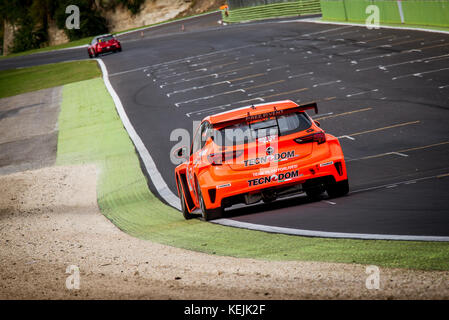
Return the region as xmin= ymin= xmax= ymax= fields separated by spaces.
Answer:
xmin=327 ymin=179 xmax=349 ymax=198
xmin=178 ymin=179 xmax=193 ymax=220
xmin=94 ymin=51 xmax=98 ymax=58
xmin=118 ymin=47 xmax=122 ymax=52
xmin=196 ymin=182 xmax=222 ymax=221
xmin=305 ymin=187 xmax=325 ymax=200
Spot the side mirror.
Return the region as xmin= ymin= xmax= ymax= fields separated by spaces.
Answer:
xmin=173 ymin=146 xmax=188 ymax=160
xmin=314 ymin=120 xmax=321 ymax=127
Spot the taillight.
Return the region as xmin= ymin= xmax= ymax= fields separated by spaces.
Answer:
xmin=294 ymin=132 xmax=326 ymax=145
xmin=334 ymin=161 xmax=343 ymax=176
xmin=208 ymin=188 xmax=216 ymax=203
xmin=207 ymin=150 xmax=243 ymax=165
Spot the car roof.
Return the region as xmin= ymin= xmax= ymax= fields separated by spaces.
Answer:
xmin=95 ymin=34 xmax=113 ymax=40
xmin=205 ymin=100 xmax=299 ymax=125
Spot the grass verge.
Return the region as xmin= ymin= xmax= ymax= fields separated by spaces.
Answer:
xmin=0 ymin=60 xmax=101 ymax=98
xmin=222 ymin=0 xmax=321 ymax=23
xmin=0 ymin=37 xmax=92 ymax=60
xmin=320 ymin=19 xmax=449 ymax=33
xmin=56 ymin=76 xmax=449 ymax=271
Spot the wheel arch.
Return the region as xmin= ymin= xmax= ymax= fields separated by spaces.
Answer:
xmin=176 ymin=170 xmax=196 ymax=212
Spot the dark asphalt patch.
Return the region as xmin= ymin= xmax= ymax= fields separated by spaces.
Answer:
xmin=4 ymin=15 xmax=448 ymax=237
xmin=225 ymin=175 xmax=449 ymax=236
xmin=0 ymin=103 xmax=43 ymax=121
xmin=0 ymin=87 xmax=61 ymax=175
xmin=0 ymin=132 xmax=58 ymax=175
xmin=104 ymin=19 xmax=449 ymax=236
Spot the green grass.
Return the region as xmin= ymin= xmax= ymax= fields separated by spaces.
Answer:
xmin=320 ymin=19 xmax=449 ymax=33
xmin=0 ymin=37 xmax=92 ymax=60
xmin=56 ymin=76 xmax=449 ymax=271
xmin=222 ymin=0 xmax=321 ymax=23
xmin=0 ymin=60 xmax=101 ymax=98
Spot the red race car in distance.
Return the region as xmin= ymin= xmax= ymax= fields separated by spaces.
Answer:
xmin=88 ymin=34 xmax=122 ymax=58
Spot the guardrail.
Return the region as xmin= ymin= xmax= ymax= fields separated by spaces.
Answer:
xmin=222 ymin=0 xmax=322 ymax=23
xmin=228 ymin=0 xmax=302 ymax=9
xmin=320 ymin=0 xmax=449 ymax=28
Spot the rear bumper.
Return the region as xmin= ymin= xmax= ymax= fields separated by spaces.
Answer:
xmin=200 ymin=154 xmax=347 ymax=210
xmin=97 ymin=44 xmax=121 ymax=53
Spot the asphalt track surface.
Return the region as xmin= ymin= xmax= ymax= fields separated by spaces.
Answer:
xmin=2 ymin=13 xmax=449 ymax=237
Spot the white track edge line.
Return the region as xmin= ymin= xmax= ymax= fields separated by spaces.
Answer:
xmin=211 ymin=219 xmax=449 ymax=242
xmin=116 ymin=11 xmax=220 ymax=37
xmin=296 ymin=17 xmax=449 ymax=35
xmin=96 ymin=58 xmax=181 ymax=210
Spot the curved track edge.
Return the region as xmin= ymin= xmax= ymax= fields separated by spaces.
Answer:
xmin=96 ymin=48 xmax=449 ymax=243
xmin=212 ymin=219 xmax=449 ymax=242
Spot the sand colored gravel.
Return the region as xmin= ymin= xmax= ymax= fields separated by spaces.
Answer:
xmin=0 ymin=165 xmax=448 ymax=299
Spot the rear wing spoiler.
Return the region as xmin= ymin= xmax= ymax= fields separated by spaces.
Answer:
xmin=288 ymin=102 xmax=318 ymax=115
xmin=213 ymin=102 xmax=318 ymax=128
xmin=301 ymin=102 xmax=318 ymax=113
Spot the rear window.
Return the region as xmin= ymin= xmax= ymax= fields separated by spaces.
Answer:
xmin=98 ymin=36 xmax=113 ymax=42
xmin=213 ymin=112 xmax=311 ymax=146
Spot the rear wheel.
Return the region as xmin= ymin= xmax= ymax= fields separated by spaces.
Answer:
xmin=305 ymin=186 xmax=325 ymax=201
xmin=327 ymin=179 xmax=349 ymax=198
xmin=177 ymin=179 xmax=192 ymax=220
xmin=196 ymin=182 xmax=222 ymax=221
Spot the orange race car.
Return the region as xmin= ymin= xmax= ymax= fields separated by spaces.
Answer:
xmin=174 ymin=100 xmax=349 ymax=221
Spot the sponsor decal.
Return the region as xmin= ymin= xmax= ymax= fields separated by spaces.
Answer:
xmin=246 ymin=110 xmax=283 ymax=121
xmin=258 ymin=135 xmax=277 ymax=143
xmin=253 ymin=164 xmax=298 ymax=177
xmin=244 ymin=150 xmax=296 ymax=167
xmin=320 ymin=161 xmax=334 ymax=167
xmin=217 ymin=183 xmax=231 ymax=189
xmin=248 ymin=170 xmax=301 ymax=187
